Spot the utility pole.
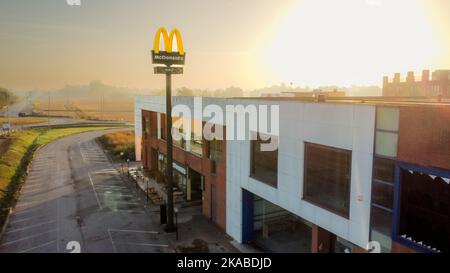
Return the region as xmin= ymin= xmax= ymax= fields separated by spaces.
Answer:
xmin=47 ymin=90 xmax=50 ymax=129
xmin=151 ymin=27 xmax=185 ymax=232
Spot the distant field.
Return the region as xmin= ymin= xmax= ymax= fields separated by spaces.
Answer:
xmin=0 ymin=116 xmax=48 ymax=126
xmin=33 ymin=97 xmax=134 ymax=122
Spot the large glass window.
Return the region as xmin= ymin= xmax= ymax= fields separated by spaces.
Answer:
xmin=303 ymin=142 xmax=351 ymax=218
xmin=370 ymin=107 xmax=399 ymax=252
xmin=370 ymin=159 xmax=395 ymax=253
xmin=250 ymin=134 xmax=278 ymax=188
xmin=399 ymin=169 xmax=450 ymax=253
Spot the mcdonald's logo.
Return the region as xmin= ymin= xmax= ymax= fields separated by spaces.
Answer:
xmin=152 ymin=27 xmax=186 ymax=66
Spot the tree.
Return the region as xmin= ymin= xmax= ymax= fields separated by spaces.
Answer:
xmin=224 ymin=86 xmax=243 ymax=97
xmin=176 ymin=87 xmax=194 ymax=97
xmin=0 ymin=87 xmax=14 ymax=108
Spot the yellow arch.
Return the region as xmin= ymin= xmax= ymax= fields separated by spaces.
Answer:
xmin=153 ymin=27 xmax=185 ymax=55
xmin=168 ymin=28 xmax=185 ymax=55
xmin=153 ymin=27 xmax=170 ymax=54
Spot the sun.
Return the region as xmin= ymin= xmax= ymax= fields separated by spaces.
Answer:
xmin=261 ymin=0 xmax=439 ymax=87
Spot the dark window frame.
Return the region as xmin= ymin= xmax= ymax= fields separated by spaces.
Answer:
xmin=250 ymin=133 xmax=278 ymax=188
xmin=302 ymin=142 xmax=352 ymax=218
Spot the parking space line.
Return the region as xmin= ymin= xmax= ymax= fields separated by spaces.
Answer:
xmin=11 ymin=205 xmax=46 ymax=216
xmin=0 ymin=229 xmax=56 ymax=247
xmin=88 ymin=173 xmax=103 ymax=210
xmin=19 ymin=240 xmax=56 ymax=253
xmin=114 ymin=242 xmax=169 ymax=248
xmin=107 ymin=230 xmax=117 ymax=253
xmin=107 ymin=228 xmax=159 ymax=234
xmin=5 ymin=220 xmax=56 ymax=234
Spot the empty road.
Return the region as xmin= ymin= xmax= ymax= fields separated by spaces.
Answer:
xmin=0 ymin=129 xmax=173 ymax=253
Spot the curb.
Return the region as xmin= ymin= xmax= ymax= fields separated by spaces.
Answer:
xmin=0 ymin=208 xmax=12 ymax=239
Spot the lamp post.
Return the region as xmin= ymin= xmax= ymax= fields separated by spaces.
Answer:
xmin=120 ymin=152 xmax=124 ymax=176
xmin=127 ymin=158 xmax=130 ymax=179
xmin=151 ymin=27 xmax=185 ymax=233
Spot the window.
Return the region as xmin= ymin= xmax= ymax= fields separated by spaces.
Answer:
xmin=160 ymin=114 xmax=166 ymax=140
xmin=373 ymin=157 xmax=395 ymax=184
xmin=370 ymin=157 xmax=395 ymax=252
xmin=371 ymin=182 xmax=394 ymax=209
xmin=374 ymin=107 xmax=399 ymax=158
xmin=399 ymin=168 xmax=450 ymax=253
xmin=370 ymin=206 xmax=393 ymax=252
xmin=303 ymin=142 xmax=351 ymax=217
xmin=250 ymin=134 xmax=278 ymax=187
xmin=375 ymin=132 xmax=398 ymax=158
xmin=143 ymin=117 xmax=150 ymax=135
xmin=370 ymin=107 xmax=399 ymax=252
xmin=376 ymin=107 xmax=399 ymax=131
xmin=172 ymin=116 xmax=185 ymax=149
xmin=158 ymin=153 xmax=166 ymax=173
xmin=207 ymin=139 xmax=223 ymax=174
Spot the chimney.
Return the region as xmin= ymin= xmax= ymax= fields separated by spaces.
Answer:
xmin=394 ymin=73 xmax=400 ymax=83
xmin=383 ymin=76 xmax=389 ymax=87
xmin=422 ymin=70 xmax=430 ymax=82
xmin=407 ymin=71 xmax=415 ymax=83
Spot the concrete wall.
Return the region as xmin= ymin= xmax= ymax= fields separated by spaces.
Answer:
xmin=226 ymin=100 xmax=376 ymax=249
xmin=135 ymin=96 xmax=376 ymax=249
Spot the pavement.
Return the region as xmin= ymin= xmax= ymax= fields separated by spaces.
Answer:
xmin=0 ymin=129 xmax=173 ymax=253
xmin=122 ymin=165 xmax=239 ymax=253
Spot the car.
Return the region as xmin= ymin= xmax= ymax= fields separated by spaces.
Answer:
xmin=2 ymin=122 xmax=11 ymax=132
xmin=18 ymin=112 xmax=27 ymax=117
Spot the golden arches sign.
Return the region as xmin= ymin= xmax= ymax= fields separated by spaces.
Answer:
xmin=152 ymin=27 xmax=185 ymax=66
xmin=153 ymin=27 xmax=185 ymax=55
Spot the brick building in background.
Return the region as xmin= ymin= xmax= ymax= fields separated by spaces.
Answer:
xmin=383 ymin=70 xmax=450 ymax=97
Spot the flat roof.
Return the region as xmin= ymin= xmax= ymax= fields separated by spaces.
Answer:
xmin=234 ymin=96 xmax=450 ymax=107
xmin=135 ymin=95 xmax=450 ymax=108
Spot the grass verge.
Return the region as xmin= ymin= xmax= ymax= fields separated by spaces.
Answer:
xmin=0 ymin=126 xmax=113 ymax=229
xmin=96 ymin=130 xmax=135 ymax=162
xmin=0 ymin=117 xmax=49 ymax=126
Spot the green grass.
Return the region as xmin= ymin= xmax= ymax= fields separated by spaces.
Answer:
xmin=0 ymin=126 xmax=113 ymax=228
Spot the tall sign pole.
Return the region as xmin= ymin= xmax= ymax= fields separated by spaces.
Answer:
xmin=152 ymin=27 xmax=185 ymax=232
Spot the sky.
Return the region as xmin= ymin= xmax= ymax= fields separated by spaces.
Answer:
xmin=0 ymin=0 xmax=449 ymax=91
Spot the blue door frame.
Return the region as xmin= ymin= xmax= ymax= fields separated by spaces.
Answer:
xmin=242 ymin=189 xmax=254 ymax=243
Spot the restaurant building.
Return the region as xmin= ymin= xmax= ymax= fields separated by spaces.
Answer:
xmin=135 ymin=95 xmax=450 ymax=253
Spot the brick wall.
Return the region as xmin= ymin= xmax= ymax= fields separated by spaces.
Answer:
xmin=398 ymin=106 xmax=450 ymax=170
xmin=141 ymin=110 xmax=227 ymax=230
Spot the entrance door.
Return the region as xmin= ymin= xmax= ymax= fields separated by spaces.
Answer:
xmin=211 ymin=184 xmax=217 ymax=222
